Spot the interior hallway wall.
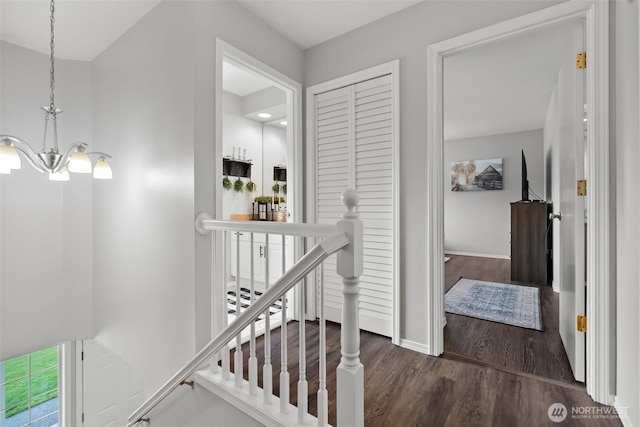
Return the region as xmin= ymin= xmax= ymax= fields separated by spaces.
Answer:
xmin=91 ymin=0 xmax=303 ymax=403
xmin=613 ymin=0 xmax=639 ymax=424
xmin=304 ymin=0 xmax=564 ymax=349
xmin=444 ymin=129 xmax=544 ymax=259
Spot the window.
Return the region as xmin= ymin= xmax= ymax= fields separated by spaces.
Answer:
xmin=1 ymin=346 xmax=59 ymax=427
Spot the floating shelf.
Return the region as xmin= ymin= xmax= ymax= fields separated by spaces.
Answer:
xmin=273 ymin=166 xmax=287 ymax=182
xmin=223 ymin=158 xmax=252 ymax=178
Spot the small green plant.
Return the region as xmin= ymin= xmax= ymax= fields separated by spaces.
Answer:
xmin=272 ymin=183 xmax=280 ymax=194
xmin=254 ymin=196 xmax=285 ymax=204
xmin=246 ymin=181 xmax=256 ymax=192
xmin=282 ymin=184 xmax=287 ymax=195
xmin=222 ymin=176 xmax=232 ymax=190
xmin=234 ymin=178 xmax=244 ymax=192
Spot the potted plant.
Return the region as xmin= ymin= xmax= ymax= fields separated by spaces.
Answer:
xmin=222 ymin=176 xmax=232 ymax=190
xmin=234 ymin=178 xmax=244 ymax=192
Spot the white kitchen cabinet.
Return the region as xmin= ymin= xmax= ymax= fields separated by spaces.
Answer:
xmin=229 ymin=232 xmax=292 ymax=291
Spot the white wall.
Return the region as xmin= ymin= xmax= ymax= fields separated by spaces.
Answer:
xmin=222 ymin=91 xmax=263 ymax=219
xmin=444 ymin=129 xmax=544 ymax=258
xmin=144 ymin=382 xmax=262 ymax=427
xmin=0 ymin=42 xmax=94 ymax=360
xmin=613 ymin=0 xmax=640 ymax=424
xmin=304 ymin=0 xmax=563 ymax=345
xmin=90 ymin=0 xmax=303 ymax=417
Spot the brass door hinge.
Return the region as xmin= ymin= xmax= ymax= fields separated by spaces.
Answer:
xmin=576 ymin=51 xmax=587 ymax=69
xmin=577 ymin=315 xmax=587 ymax=333
xmin=577 ymin=179 xmax=587 ymax=196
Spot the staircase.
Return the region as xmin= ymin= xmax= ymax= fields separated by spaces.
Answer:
xmin=126 ymin=190 xmax=364 ymax=427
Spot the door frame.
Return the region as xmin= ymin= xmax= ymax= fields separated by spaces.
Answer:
xmin=214 ymin=39 xmax=303 ymax=333
xmin=305 ymin=60 xmax=400 ymax=344
xmin=425 ymin=1 xmax=612 ymax=404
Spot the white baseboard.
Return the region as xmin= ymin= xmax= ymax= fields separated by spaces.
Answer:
xmin=399 ymin=339 xmax=430 ymax=355
xmin=444 ymin=250 xmax=510 ymax=260
xmin=196 ymin=369 xmax=317 ymax=427
xmin=552 ymin=281 xmax=559 ymax=293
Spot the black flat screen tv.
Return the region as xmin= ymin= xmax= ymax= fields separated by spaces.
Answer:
xmin=521 ymin=149 xmax=529 ymax=201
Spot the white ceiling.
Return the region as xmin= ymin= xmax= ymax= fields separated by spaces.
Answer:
xmin=0 ymin=0 xmax=421 ymax=61
xmin=0 ymin=0 xmax=162 ymax=61
xmin=236 ymin=0 xmax=422 ymax=49
xmin=444 ymin=23 xmax=573 ymax=141
xmin=0 ymin=0 xmax=572 ymax=140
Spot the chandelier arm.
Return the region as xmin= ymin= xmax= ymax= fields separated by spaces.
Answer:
xmin=1 ymin=135 xmax=49 ymax=173
xmin=87 ymin=151 xmax=112 ymax=159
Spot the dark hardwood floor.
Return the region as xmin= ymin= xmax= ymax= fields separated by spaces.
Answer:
xmin=444 ymin=254 xmax=579 ymax=386
xmin=230 ymin=318 xmax=620 ymax=426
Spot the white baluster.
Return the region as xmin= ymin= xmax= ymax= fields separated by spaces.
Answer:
xmin=249 ymin=233 xmax=258 ymax=395
xmin=263 ymin=233 xmax=273 ymax=404
xmin=221 ymin=230 xmax=231 ymax=381
xmin=210 ymin=230 xmax=223 ymax=375
xmin=298 ymin=259 xmax=308 ymax=424
xmin=280 ymin=234 xmax=289 ymax=414
xmin=336 ymin=189 xmax=364 ymax=427
xmin=317 ymin=263 xmax=328 ymax=427
xmin=235 ymin=232 xmax=243 ymax=388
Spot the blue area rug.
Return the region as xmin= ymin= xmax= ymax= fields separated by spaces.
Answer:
xmin=445 ymin=278 xmax=543 ymax=331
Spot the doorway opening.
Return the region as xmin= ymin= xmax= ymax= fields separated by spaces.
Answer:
xmin=426 ymin=1 xmax=612 ymax=404
xmin=441 ymin=22 xmax=581 ymax=386
xmin=214 ymin=39 xmax=303 ymax=339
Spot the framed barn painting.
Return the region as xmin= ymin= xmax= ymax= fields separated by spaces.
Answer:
xmin=451 ymin=158 xmax=503 ymax=191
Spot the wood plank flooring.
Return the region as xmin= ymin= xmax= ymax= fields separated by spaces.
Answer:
xmin=444 ymin=254 xmax=579 ymax=385
xmin=229 ymin=319 xmax=620 ymax=426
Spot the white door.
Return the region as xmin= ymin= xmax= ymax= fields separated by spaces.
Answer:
xmin=556 ymin=22 xmax=586 ymax=382
xmin=313 ymin=73 xmax=396 ymax=337
xmin=81 ymin=340 xmax=144 ymax=426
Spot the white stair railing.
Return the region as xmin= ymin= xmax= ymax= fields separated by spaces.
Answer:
xmin=127 ymin=189 xmax=363 ymax=427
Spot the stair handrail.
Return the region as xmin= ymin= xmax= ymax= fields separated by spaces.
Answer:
xmin=126 ymin=231 xmax=350 ymax=427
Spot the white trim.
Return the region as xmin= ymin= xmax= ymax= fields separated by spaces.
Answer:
xmin=426 ymin=0 xmax=611 ymax=404
xmin=306 ymin=60 xmax=401 ymax=345
xmin=444 ymin=251 xmax=510 ymax=260
xmin=399 ymin=339 xmax=430 ymax=355
xmin=614 ymin=397 xmax=633 ymax=427
xmin=61 ymin=341 xmax=79 ymax=427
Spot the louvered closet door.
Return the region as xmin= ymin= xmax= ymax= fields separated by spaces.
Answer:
xmin=315 ymin=74 xmax=394 ymax=337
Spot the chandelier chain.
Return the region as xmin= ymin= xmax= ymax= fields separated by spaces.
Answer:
xmin=49 ymin=0 xmax=56 ymax=113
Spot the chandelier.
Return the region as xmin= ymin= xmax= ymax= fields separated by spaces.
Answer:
xmin=0 ymin=0 xmax=112 ymax=180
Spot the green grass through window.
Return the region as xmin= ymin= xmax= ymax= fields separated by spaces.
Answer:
xmin=2 ymin=346 xmax=59 ymax=419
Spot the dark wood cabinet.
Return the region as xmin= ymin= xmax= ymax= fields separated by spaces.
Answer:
xmin=510 ymin=201 xmax=552 ymax=285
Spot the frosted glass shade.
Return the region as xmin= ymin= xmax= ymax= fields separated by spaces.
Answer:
xmin=68 ymin=150 xmax=92 ymax=173
xmin=49 ymin=168 xmax=70 ymax=181
xmin=0 ymin=144 xmax=22 ymax=169
xmin=93 ymin=158 xmax=112 ymax=179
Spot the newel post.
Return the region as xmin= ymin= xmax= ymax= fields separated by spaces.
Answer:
xmin=336 ymin=189 xmax=364 ymax=427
